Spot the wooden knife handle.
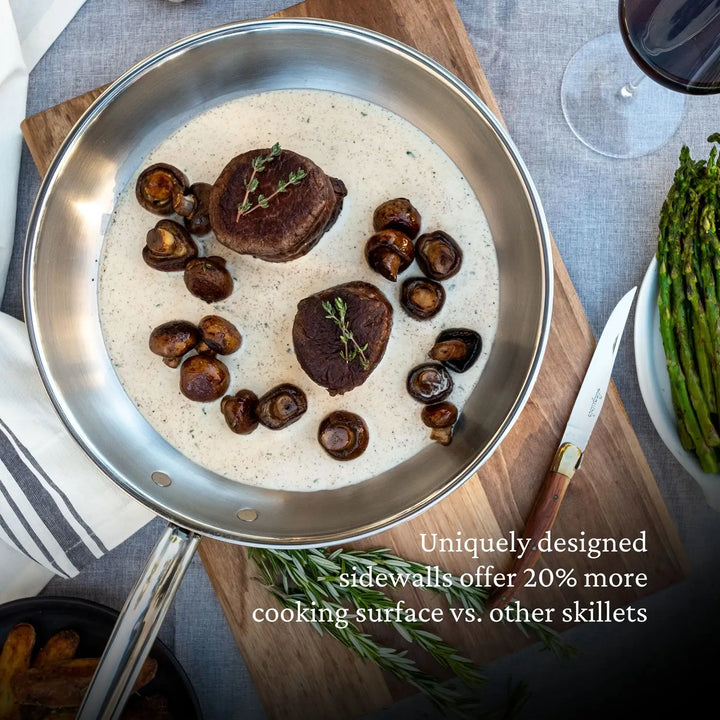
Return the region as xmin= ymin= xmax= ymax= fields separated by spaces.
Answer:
xmin=485 ymin=443 xmax=581 ymax=611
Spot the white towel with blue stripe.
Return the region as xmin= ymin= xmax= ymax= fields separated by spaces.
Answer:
xmin=0 ymin=313 xmax=154 ymax=599
xmin=0 ymin=0 xmax=155 ymax=603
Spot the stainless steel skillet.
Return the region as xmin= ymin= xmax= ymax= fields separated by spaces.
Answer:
xmin=23 ymin=18 xmax=552 ymax=719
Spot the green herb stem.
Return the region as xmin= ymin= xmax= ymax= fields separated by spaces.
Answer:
xmin=248 ymin=547 xmax=574 ymax=716
xmin=322 ymin=297 xmax=370 ymax=370
xmin=235 ymin=143 xmax=306 ymax=220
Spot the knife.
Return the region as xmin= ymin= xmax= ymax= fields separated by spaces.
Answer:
xmin=486 ymin=286 xmax=637 ymax=611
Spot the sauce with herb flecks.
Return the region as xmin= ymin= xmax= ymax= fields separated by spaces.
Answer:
xmin=98 ymin=89 xmax=498 ymax=491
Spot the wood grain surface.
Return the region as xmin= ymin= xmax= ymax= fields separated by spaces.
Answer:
xmin=20 ymin=1 xmax=688 ymax=718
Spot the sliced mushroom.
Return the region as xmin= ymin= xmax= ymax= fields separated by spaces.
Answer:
xmin=372 ymin=198 xmax=421 ymax=239
xmin=148 ymin=320 xmax=200 ymax=368
xmin=415 ymin=230 xmax=462 ymax=281
xmin=184 ymin=257 xmax=234 ymax=303
xmin=364 ymin=229 xmax=415 ymax=282
xmin=221 ymin=389 xmax=259 ymax=434
xmin=421 ymin=401 xmax=458 ymax=445
xmin=197 ymin=315 xmax=242 ymax=356
xmin=256 ymin=383 xmax=308 ymax=430
xmin=143 ymin=219 xmax=198 ymax=271
xmin=401 ymin=277 xmax=445 ymax=320
xmin=406 ymin=363 xmax=454 ymax=404
xmin=428 ymin=328 xmax=482 ymax=373
xmin=180 ymin=355 xmax=230 ymax=402
xmin=135 ymin=163 xmax=189 ymax=215
xmin=184 ymin=182 xmax=213 ymax=236
xmin=318 ymin=410 xmax=369 ymax=460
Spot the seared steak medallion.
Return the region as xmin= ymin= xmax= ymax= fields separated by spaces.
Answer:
xmin=292 ymin=281 xmax=393 ymax=395
xmin=209 ymin=147 xmax=347 ymax=262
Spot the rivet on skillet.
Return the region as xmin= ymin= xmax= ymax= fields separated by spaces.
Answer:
xmin=236 ymin=508 xmax=258 ymax=522
xmin=151 ymin=471 xmax=172 ymax=487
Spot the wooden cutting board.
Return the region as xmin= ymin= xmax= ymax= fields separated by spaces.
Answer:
xmin=21 ymin=0 xmax=688 ymax=717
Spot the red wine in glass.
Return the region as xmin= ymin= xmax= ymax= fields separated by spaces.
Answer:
xmin=620 ymin=0 xmax=720 ymax=94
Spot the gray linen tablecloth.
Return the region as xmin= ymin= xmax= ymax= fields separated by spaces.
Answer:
xmin=3 ymin=1 xmax=720 ymax=718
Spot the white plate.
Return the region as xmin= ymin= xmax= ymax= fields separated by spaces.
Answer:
xmin=635 ymin=257 xmax=720 ymax=510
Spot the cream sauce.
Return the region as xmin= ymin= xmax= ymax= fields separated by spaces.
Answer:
xmin=98 ymin=89 xmax=498 ymax=491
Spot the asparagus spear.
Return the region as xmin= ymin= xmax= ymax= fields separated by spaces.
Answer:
xmin=701 ymin=143 xmax=720 ymax=303
xmin=682 ymin=187 xmax=717 ymax=413
xmin=666 ymin=154 xmax=720 ymax=448
xmin=697 ymin=183 xmax=720 ymax=413
xmin=657 ymin=159 xmax=719 ymax=470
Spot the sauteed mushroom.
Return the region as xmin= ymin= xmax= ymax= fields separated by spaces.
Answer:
xmin=372 ymin=198 xmax=421 ymax=239
xmin=197 ymin=315 xmax=242 ymax=356
xmin=256 ymin=383 xmax=308 ymax=429
xmin=184 ymin=182 xmax=213 ymax=236
xmin=221 ymin=389 xmax=259 ymax=435
xmin=172 ymin=187 xmax=197 ymax=218
xmin=364 ymin=229 xmax=415 ymax=282
xmin=400 ymin=277 xmax=445 ymax=320
xmin=184 ymin=257 xmax=234 ymax=303
xmin=415 ymin=230 xmax=462 ymax=281
xmin=148 ymin=320 xmax=200 ymax=368
xmin=421 ymin=401 xmax=458 ymax=446
xmin=428 ymin=328 xmax=482 ymax=373
xmin=318 ymin=410 xmax=369 ymax=460
xmin=180 ymin=355 xmax=230 ymax=402
xmin=143 ymin=219 xmax=198 ymax=271
xmin=135 ymin=163 xmax=189 ymax=215
xmin=406 ymin=363 xmax=453 ymax=404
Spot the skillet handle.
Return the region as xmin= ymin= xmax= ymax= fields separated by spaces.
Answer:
xmin=76 ymin=523 xmax=200 ymax=720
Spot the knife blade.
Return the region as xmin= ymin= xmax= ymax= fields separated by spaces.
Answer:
xmin=486 ymin=286 xmax=637 ymax=610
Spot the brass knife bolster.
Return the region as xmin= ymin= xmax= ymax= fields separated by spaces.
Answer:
xmin=550 ymin=441 xmax=583 ymax=479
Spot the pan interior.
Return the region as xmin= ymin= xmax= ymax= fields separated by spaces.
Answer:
xmin=24 ymin=20 xmax=551 ymax=545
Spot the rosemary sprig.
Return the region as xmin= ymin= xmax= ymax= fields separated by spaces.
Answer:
xmin=263 ymin=586 xmax=473 ymax=712
xmin=235 ymin=142 xmax=307 ymax=220
xmin=322 ymin=297 xmax=370 ymax=370
xmin=252 ymin=550 xmax=478 ymax=713
xmin=248 ymin=547 xmax=574 ymax=716
xmin=328 ymin=547 xmax=570 ymax=655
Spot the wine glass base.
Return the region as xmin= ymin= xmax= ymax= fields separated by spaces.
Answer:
xmin=561 ymin=32 xmax=687 ymax=159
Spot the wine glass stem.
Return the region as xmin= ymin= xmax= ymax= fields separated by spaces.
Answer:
xmin=619 ymin=72 xmax=647 ymax=99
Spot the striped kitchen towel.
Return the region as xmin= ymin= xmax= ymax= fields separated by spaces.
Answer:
xmin=0 ymin=312 xmax=154 ymax=594
xmin=0 ymin=0 xmax=154 ymax=602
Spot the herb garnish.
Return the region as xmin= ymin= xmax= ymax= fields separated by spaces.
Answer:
xmin=235 ymin=142 xmax=307 ymax=221
xmin=322 ymin=297 xmax=370 ymax=370
xmin=249 ymin=546 xmax=573 ymax=717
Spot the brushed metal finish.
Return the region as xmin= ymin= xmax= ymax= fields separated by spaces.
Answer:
xmin=24 ymin=19 xmax=552 ymax=545
xmin=562 ymin=287 xmax=637 ymax=452
xmin=76 ymin=525 xmax=199 ymax=720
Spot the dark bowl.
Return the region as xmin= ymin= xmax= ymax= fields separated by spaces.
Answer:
xmin=0 ymin=595 xmax=202 ymax=719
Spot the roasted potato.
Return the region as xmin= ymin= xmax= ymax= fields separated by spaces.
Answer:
xmin=31 ymin=631 xmax=79 ymax=671
xmin=2 ymin=623 xmax=170 ymax=720
xmin=12 ymin=657 xmax=157 ymax=708
xmin=0 ymin=623 xmax=36 ymax=720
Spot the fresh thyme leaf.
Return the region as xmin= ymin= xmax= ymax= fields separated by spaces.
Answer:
xmin=235 ymin=142 xmax=305 ymax=220
xmin=323 ymin=297 xmax=370 ymax=370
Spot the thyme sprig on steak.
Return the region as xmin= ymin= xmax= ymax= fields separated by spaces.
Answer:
xmin=322 ymin=297 xmax=370 ymax=370
xmin=293 ymin=282 xmax=392 ymax=395
xmin=235 ymin=142 xmax=307 ymax=220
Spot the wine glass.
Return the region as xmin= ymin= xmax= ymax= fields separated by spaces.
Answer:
xmin=561 ymin=0 xmax=720 ymax=159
